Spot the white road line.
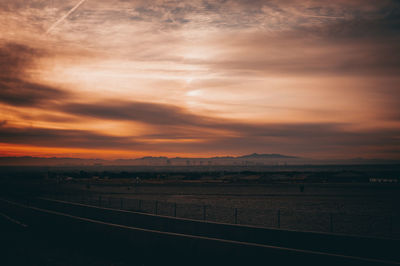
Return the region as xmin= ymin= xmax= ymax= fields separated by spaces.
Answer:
xmin=1 ymin=198 xmax=399 ymax=265
xmin=0 ymin=211 xmax=28 ymax=227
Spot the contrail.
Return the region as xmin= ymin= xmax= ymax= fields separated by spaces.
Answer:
xmin=46 ymin=0 xmax=87 ymax=34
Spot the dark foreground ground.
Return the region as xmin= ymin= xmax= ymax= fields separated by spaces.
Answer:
xmin=1 ymin=165 xmax=399 ymax=265
xmin=1 ymin=196 xmax=399 ymax=266
xmin=0 ymin=213 xmax=134 ymax=266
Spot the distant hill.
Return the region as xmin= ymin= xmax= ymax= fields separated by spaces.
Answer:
xmin=138 ymin=156 xmax=168 ymax=160
xmin=238 ymin=153 xmax=297 ymax=159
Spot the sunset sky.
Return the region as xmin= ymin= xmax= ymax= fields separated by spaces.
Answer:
xmin=0 ymin=0 xmax=399 ymax=159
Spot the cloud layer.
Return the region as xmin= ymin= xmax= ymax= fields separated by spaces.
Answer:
xmin=0 ymin=0 xmax=399 ymax=159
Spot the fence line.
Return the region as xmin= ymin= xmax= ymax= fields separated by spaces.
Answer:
xmin=52 ymin=193 xmax=398 ymax=239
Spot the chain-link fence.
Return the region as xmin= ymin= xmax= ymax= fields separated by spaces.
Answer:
xmin=53 ymin=193 xmax=399 ymax=239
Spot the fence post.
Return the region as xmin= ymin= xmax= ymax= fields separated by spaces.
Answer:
xmin=138 ymin=199 xmax=142 ymax=211
xmin=120 ymin=198 xmax=123 ymax=209
xmin=330 ymin=213 xmax=333 ymax=232
xmin=174 ymin=203 xmax=177 ymax=217
xmin=108 ymin=197 xmax=111 ymax=207
xmin=98 ymin=195 xmax=102 ymax=207
xmin=203 ymin=205 xmax=207 ymax=221
xmin=234 ymin=208 xmax=238 ymax=224
xmin=277 ymin=209 xmax=281 ymax=228
xmin=155 ymin=201 xmax=158 ymax=215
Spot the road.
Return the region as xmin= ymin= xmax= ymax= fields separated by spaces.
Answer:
xmin=1 ymin=197 xmax=399 ymax=266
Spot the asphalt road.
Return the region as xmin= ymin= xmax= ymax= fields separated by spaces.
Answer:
xmin=0 ymin=210 xmax=136 ymax=266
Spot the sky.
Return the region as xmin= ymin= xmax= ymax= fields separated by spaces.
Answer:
xmin=0 ymin=0 xmax=399 ymax=159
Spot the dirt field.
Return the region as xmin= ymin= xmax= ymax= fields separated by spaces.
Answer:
xmin=50 ymin=181 xmax=400 ymax=238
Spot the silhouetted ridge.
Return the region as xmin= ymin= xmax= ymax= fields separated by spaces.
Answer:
xmin=238 ymin=153 xmax=297 ymax=159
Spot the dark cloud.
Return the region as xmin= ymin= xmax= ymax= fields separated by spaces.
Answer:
xmin=61 ymin=101 xmax=215 ymax=126
xmin=0 ymin=78 xmax=69 ymax=106
xmin=61 ymin=100 xmax=338 ymax=135
xmin=138 ymin=125 xmax=400 ymax=157
xmin=1 ymin=121 xmax=398 ymax=156
xmin=0 ymin=126 xmax=140 ymax=149
xmin=206 ymin=28 xmax=400 ymax=77
xmin=57 ymin=100 xmax=400 ymax=155
xmin=1 ymin=100 xmax=399 ymax=156
xmin=0 ymin=42 xmax=41 ymax=77
xmin=61 ymin=100 xmax=344 ymax=138
xmin=0 ymin=42 xmax=69 ymax=106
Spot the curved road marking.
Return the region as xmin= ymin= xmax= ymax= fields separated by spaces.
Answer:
xmin=1 ymin=198 xmax=399 ymax=265
xmin=0 ymin=211 xmax=28 ymax=227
